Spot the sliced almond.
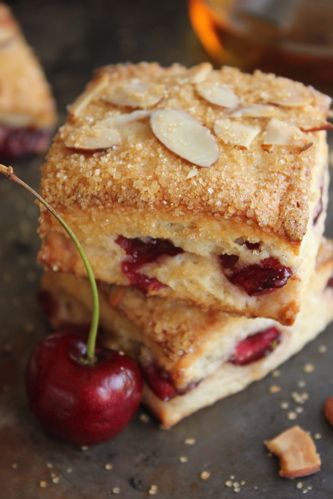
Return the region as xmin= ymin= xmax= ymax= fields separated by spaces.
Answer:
xmin=269 ymin=89 xmax=310 ymax=108
xmin=64 ymin=110 xmax=150 ymax=150
xmin=150 ymin=108 xmax=219 ymax=167
xmin=104 ymin=79 xmax=164 ymax=108
xmin=69 ymin=75 xmax=109 ymax=118
xmin=262 ymin=118 xmax=308 ymax=146
xmin=231 ymin=104 xmax=276 ymax=118
xmin=188 ymin=63 xmax=213 ymax=84
xmin=196 ymin=82 xmax=239 ymax=108
xmin=214 ymin=119 xmax=260 ymax=148
xmin=63 ymin=124 xmax=121 ymax=150
xmin=265 ymin=426 xmax=321 ymax=479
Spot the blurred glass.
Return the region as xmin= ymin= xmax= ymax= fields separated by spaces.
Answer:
xmin=189 ymin=0 xmax=333 ymax=91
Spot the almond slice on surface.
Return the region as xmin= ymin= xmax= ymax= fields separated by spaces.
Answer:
xmin=262 ymin=118 xmax=308 ymax=146
xmin=269 ymin=89 xmax=311 ymax=108
xmin=104 ymin=79 xmax=164 ymax=108
xmin=231 ymin=104 xmax=276 ymax=118
xmin=150 ymin=108 xmax=219 ymax=167
xmin=214 ymin=119 xmax=260 ymax=148
xmin=188 ymin=63 xmax=213 ymax=84
xmin=64 ymin=110 xmax=150 ymax=150
xmin=196 ymin=82 xmax=239 ymax=108
xmin=63 ymin=124 xmax=121 ymax=150
xmin=265 ymin=426 xmax=321 ymax=479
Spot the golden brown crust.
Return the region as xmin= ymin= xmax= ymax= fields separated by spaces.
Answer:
xmin=40 ymin=62 xmax=329 ymax=241
xmin=0 ymin=3 xmax=56 ymax=128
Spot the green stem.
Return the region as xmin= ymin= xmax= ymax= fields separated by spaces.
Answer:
xmin=0 ymin=164 xmax=99 ymax=363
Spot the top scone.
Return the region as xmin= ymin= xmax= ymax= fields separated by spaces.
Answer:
xmin=39 ymin=62 xmax=331 ymax=325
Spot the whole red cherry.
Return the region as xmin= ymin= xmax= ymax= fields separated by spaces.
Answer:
xmin=25 ymin=328 xmax=143 ymax=445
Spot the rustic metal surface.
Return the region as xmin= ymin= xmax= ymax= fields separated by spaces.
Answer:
xmin=1 ymin=1 xmax=333 ymax=498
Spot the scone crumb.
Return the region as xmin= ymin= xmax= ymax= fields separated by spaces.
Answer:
xmin=281 ymin=401 xmax=289 ymax=409
xmin=200 ymin=471 xmax=211 ymax=480
xmin=318 ymin=344 xmax=327 ymax=354
xmin=184 ymin=437 xmax=196 ymax=445
xmin=51 ymin=475 xmax=60 ymax=484
xmin=270 ymin=384 xmax=281 ymax=394
xmin=303 ymin=363 xmax=315 ymax=374
xmin=81 ymin=445 xmax=89 ymax=451
xmin=66 ymin=467 xmax=72 ymax=473
xmin=178 ymin=456 xmax=188 ymax=463
xmin=112 ymin=487 xmax=120 ymax=495
xmin=291 ymin=392 xmax=309 ymax=404
xmin=139 ymin=413 xmax=150 ymax=424
xmin=39 ymin=480 xmax=48 ymax=489
xmin=272 ymin=370 xmax=281 ymax=378
xmin=288 ymin=411 xmax=298 ymax=421
xmin=148 ymin=484 xmax=158 ymax=495
xmin=296 ymin=482 xmax=303 ymax=489
xmin=314 ymin=433 xmax=322 ymax=440
xmin=104 ymin=463 xmax=113 ymax=470
xmin=46 ymin=462 xmax=54 ymax=469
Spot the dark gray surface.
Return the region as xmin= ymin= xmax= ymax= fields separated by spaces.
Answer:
xmin=1 ymin=1 xmax=333 ymax=498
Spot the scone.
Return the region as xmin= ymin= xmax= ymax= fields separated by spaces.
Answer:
xmin=0 ymin=3 xmax=56 ymax=159
xmin=40 ymin=239 xmax=333 ymax=428
xmin=38 ymin=62 xmax=330 ymax=324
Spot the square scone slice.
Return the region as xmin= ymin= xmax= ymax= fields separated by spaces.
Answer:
xmin=39 ymin=62 xmax=331 ymax=325
xmin=41 ymin=239 xmax=333 ymax=428
xmin=0 ymin=3 xmax=56 ymax=159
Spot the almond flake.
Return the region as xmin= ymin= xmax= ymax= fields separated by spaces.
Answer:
xmin=104 ymin=79 xmax=164 ymax=108
xmin=231 ymin=104 xmax=276 ymax=118
xmin=196 ymin=82 xmax=239 ymax=108
xmin=262 ymin=118 xmax=308 ymax=146
xmin=64 ymin=124 xmax=121 ymax=150
xmin=188 ymin=63 xmax=213 ymax=83
xmin=64 ymin=110 xmax=150 ymax=151
xmin=69 ymin=75 xmax=109 ymax=118
xmin=151 ymin=108 xmax=219 ymax=167
xmin=265 ymin=426 xmax=321 ymax=479
xmin=270 ymin=90 xmax=310 ymax=108
xmin=214 ymin=119 xmax=260 ymax=148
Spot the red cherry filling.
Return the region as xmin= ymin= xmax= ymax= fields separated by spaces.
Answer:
xmin=25 ymin=329 xmax=143 ymax=445
xmin=141 ymin=363 xmax=177 ymax=401
xmin=116 ymin=236 xmax=183 ymax=293
xmin=0 ymin=126 xmax=50 ymax=160
xmin=220 ymin=255 xmax=292 ymax=296
xmin=229 ymin=327 xmax=281 ymax=366
xmin=244 ymin=241 xmax=261 ymax=250
xmin=327 ymin=277 xmax=333 ymax=288
xmin=141 ymin=362 xmax=199 ymax=401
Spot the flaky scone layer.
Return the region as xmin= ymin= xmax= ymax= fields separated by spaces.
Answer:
xmin=0 ymin=4 xmax=56 ymax=128
xmin=41 ymin=239 xmax=333 ymax=427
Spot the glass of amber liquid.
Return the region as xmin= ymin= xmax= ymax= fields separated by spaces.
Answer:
xmin=189 ymin=0 xmax=333 ymax=91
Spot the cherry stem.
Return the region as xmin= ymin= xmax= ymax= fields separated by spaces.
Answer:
xmin=0 ymin=164 xmax=99 ymax=364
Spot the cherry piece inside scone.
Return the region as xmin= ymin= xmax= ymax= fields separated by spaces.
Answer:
xmin=38 ymin=62 xmax=330 ymax=325
xmin=0 ymin=4 xmax=56 ymax=159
